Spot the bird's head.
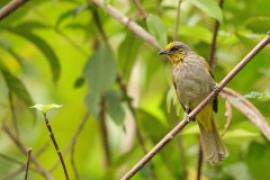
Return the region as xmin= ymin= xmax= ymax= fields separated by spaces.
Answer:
xmin=159 ymin=42 xmax=189 ymax=64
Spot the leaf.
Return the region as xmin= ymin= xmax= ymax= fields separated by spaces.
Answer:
xmin=220 ymin=87 xmax=270 ymax=140
xmin=83 ymin=44 xmax=117 ymax=118
xmin=85 ymin=92 xmax=100 ymax=118
xmin=189 ymin=0 xmax=223 ymax=22
xmin=117 ymin=32 xmax=141 ymax=80
xmin=31 ymin=103 xmax=63 ymax=114
xmin=0 ymin=65 xmax=34 ymax=107
xmin=146 ymin=14 xmax=167 ymax=47
xmin=245 ymin=16 xmax=270 ymax=34
xmin=106 ymin=90 xmax=125 ymax=126
xmin=5 ymin=27 xmax=61 ymax=82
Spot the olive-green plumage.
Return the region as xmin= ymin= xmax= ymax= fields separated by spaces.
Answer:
xmin=160 ymin=42 xmax=228 ymax=163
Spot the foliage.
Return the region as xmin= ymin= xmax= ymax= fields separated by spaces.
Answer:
xmin=0 ymin=0 xmax=270 ymax=179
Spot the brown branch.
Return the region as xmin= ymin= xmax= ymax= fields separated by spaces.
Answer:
xmin=49 ymin=112 xmax=90 ymax=173
xmin=174 ymin=0 xmax=182 ymax=41
xmin=70 ymin=112 xmax=90 ymax=180
xmin=2 ymin=125 xmax=52 ymax=180
xmin=0 ymin=0 xmax=28 ymax=20
xmin=99 ymin=96 xmax=111 ymax=167
xmin=121 ymin=33 xmax=270 ymax=180
xmin=90 ymin=0 xmax=161 ymax=49
xmin=24 ymin=148 xmax=32 ymax=180
xmin=116 ymin=75 xmax=157 ymax=180
xmin=196 ymin=142 xmax=203 ymax=180
xmin=208 ymin=0 xmax=225 ymax=70
xmin=131 ymin=0 xmax=147 ymax=19
xmin=43 ymin=114 xmax=69 ymax=180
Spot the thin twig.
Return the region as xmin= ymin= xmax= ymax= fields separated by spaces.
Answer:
xmin=90 ymin=0 xmax=161 ymax=49
xmin=131 ymin=0 xmax=147 ymax=19
xmin=24 ymin=148 xmax=32 ymax=180
xmin=49 ymin=112 xmax=90 ymax=173
xmin=174 ymin=0 xmax=182 ymax=41
xmin=0 ymin=0 xmax=28 ymax=20
xmin=116 ymin=75 xmax=157 ymax=180
xmin=2 ymin=125 xmax=52 ymax=180
xmin=99 ymin=96 xmax=111 ymax=167
xmin=8 ymin=91 xmax=20 ymax=139
xmin=196 ymin=142 xmax=203 ymax=180
xmin=121 ymin=33 xmax=270 ymax=180
xmin=70 ymin=112 xmax=90 ymax=180
xmin=43 ymin=114 xmax=69 ymax=180
xmin=209 ymin=0 xmax=225 ymax=70
xmin=35 ymin=142 xmax=50 ymax=157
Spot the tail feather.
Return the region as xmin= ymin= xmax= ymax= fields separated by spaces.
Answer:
xmin=198 ymin=119 xmax=228 ymax=164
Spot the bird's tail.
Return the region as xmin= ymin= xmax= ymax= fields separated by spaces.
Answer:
xmin=196 ymin=103 xmax=228 ymax=164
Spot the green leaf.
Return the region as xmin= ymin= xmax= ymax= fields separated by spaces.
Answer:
xmin=118 ymin=32 xmax=141 ymax=80
xmin=83 ymin=44 xmax=117 ymax=118
xmin=223 ymin=129 xmax=259 ymax=140
xmin=106 ymin=90 xmax=125 ymax=126
xmin=31 ymin=103 xmax=63 ymax=114
xmin=0 ymin=65 xmax=34 ymax=107
xmin=85 ymin=92 xmax=100 ymax=118
xmin=146 ymin=14 xmax=167 ymax=47
xmin=5 ymin=28 xmax=61 ymax=82
xmin=189 ymin=0 xmax=223 ymax=22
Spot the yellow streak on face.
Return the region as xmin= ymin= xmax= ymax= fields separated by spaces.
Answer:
xmin=164 ymin=42 xmax=185 ymax=64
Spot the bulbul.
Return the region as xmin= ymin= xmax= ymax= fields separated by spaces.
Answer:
xmin=160 ymin=42 xmax=228 ymax=163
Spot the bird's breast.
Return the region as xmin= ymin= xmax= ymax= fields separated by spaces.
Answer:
xmin=173 ymin=61 xmax=213 ymax=109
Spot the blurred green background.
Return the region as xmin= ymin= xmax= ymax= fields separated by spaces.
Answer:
xmin=0 ymin=0 xmax=270 ymax=179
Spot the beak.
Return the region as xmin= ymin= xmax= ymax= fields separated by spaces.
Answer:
xmin=159 ymin=50 xmax=171 ymax=55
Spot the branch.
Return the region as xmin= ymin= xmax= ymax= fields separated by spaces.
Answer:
xmin=208 ymin=0 xmax=225 ymax=70
xmin=121 ymin=33 xmax=270 ymax=179
xmin=90 ymin=0 xmax=161 ymax=49
xmin=0 ymin=0 xmax=28 ymax=20
xmin=43 ymin=114 xmax=69 ymax=180
xmin=2 ymin=125 xmax=52 ymax=180
xmin=116 ymin=75 xmax=157 ymax=180
xmin=70 ymin=112 xmax=90 ymax=180
xmin=99 ymin=96 xmax=111 ymax=167
xmin=131 ymin=0 xmax=147 ymax=19
xmin=24 ymin=148 xmax=32 ymax=180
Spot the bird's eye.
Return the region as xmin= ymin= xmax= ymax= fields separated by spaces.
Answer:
xmin=170 ymin=46 xmax=180 ymax=51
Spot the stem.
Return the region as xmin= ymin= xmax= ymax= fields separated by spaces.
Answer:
xmin=24 ymin=148 xmax=32 ymax=180
xmin=120 ymin=33 xmax=270 ymax=180
xmin=70 ymin=112 xmax=90 ymax=180
xmin=99 ymin=96 xmax=111 ymax=167
xmin=131 ymin=0 xmax=147 ymax=19
xmin=116 ymin=75 xmax=157 ymax=180
xmin=208 ymin=0 xmax=225 ymax=70
xmin=0 ymin=0 xmax=28 ymax=20
xmin=43 ymin=114 xmax=69 ymax=180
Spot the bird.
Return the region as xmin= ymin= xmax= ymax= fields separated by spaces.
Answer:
xmin=159 ymin=41 xmax=228 ymax=164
